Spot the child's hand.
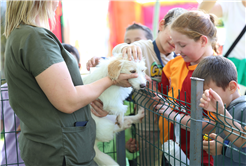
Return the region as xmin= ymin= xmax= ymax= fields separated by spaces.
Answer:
xmin=90 ymin=99 xmax=108 ymax=117
xmin=125 ymin=138 xmax=139 ymax=153
xmin=16 ymin=125 xmax=21 ymax=138
xmin=151 ymin=93 xmax=165 ymax=106
xmin=152 ymin=94 xmax=170 ymax=114
xmin=145 ymin=75 xmax=152 ymax=83
xmin=154 ymin=104 xmax=171 ymax=115
xmin=86 ymin=56 xmax=102 ymax=71
xmin=199 ymin=88 xmax=224 ymax=114
xmin=203 ymin=133 xmax=223 ymax=156
xmin=122 ymin=45 xmax=142 ymax=61
xmin=16 ymin=124 xmax=21 ymax=133
xmin=145 ymin=75 xmax=159 ymax=91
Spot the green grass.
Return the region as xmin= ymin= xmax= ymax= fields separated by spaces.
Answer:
xmin=0 ymin=137 xmax=4 ymax=150
xmin=1 ymin=130 xmax=5 ymax=139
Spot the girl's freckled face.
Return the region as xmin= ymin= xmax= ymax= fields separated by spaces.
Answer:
xmin=170 ymin=30 xmax=203 ymax=65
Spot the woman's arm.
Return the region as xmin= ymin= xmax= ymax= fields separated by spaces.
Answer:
xmin=36 ymin=61 xmax=138 ymax=114
xmin=198 ymin=0 xmax=223 ymax=18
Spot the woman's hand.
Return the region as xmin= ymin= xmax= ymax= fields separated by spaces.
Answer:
xmin=90 ymin=99 xmax=108 ymax=117
xmin=112 ymin=73 xmax=138 ymax=87
xmin=122 ymin=45 xmax=142 ymax=61
xmin=86 ymin=56 xmax=102 ymax=71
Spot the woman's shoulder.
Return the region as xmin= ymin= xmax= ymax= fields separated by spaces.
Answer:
xmin=9 ymin=24 xmax=59 ymax=49
xmin=11 ymin=24 xmax=55 ymax=40
xmin=14 ymin=24 xmax=44 ymax=35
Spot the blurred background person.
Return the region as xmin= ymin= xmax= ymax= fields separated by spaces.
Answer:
xmin=199 ymin=0 xmax=246 ymax=95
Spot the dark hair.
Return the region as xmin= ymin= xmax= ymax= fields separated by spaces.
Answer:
xmin=192 ymin=56 xmax=237 ymax=90
xmin=126 ymin=23 xmax=153 ymax=40
xmin=171 ymin=10 xmax=218 ymax=54
xmin=163 ymin=7 xmax=187 ymax=27
xmin=62 ymin=43 xmax=80 ymax=63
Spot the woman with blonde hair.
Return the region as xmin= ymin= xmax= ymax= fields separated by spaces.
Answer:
xmin=4 ymin=1 xmax=139 ymax=165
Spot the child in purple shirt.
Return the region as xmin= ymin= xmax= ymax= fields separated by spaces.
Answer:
xmin=1 ymin=83 xmax=25 ymax=166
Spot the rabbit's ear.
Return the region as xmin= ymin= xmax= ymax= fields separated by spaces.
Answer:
xmin=108 ymin=59 xmax=123 ymax=81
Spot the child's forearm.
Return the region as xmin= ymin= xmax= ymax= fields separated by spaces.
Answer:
xmin=161 ymin=107 xmax=215 ymax=134
xmin=161 ymin=108 xmax=189 ymax=128
xmin=217 ymin=111 xmax=246 ymax=148
xmin=202 ymin=118 xmax=216 ymax=134
xmin=163 ymin=109 xmax=214 ymax=133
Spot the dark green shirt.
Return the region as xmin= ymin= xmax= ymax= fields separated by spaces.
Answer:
xmin=4 ymin=24 xmax=96 ymax=166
